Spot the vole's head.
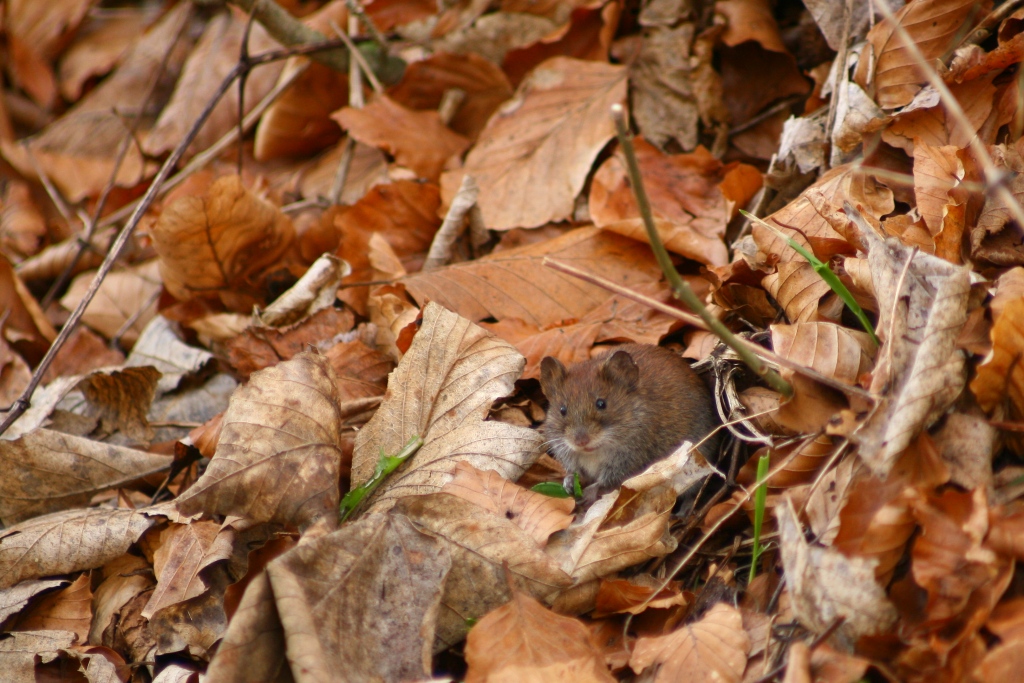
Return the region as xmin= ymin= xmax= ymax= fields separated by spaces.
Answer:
xmin=539 ymin=350 xmax=640 ymax=458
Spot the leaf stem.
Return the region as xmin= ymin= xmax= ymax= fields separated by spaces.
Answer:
xmin=609 ymin=104 xmax=792 ymax=398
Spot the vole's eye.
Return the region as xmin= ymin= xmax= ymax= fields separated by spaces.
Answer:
xmin=559 ymin=405 xmax=567 ymax=416
xmin=595 ymin=398 xmax=607 ymax=410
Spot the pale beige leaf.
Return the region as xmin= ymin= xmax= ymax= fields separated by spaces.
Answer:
xmin=443 ymin=462 xmax=574 ymax=547
xmin=912 ymin=142 xmax=961 ymax=236
xmin=352 ymin=302 xmax=542 ymax=513
xmin=0 ymin=429 xmax=171 ymax=526
xmin=465 ymin=590 xmax=615 ymax=683
xmin=0 ymin=630 xmax=78 ymax=682
xmin=629 ymin=602 xmax=750 ymax=682
xmin=265 ymin=513 xmax=450 ymax=682
xmin=0 ymin=508 xmax=155 ymax=589
xmin=777 ymin=496 xmax=897 ymax=648
xmin=848 ymin=208 xmax=970 ymax=475
xmin=0 ymin=579 xmax=67 ymax=624
xmin=60 ymin=260 xmax=161 ymax=347
xmin=460 ymin=56 xmax=627 ymax=230
xmin=396 ymin=493 xmax=572 ymax=650
xmin=126 ymin=315 xmax=215 ymax=395
xmin=174 ymin=352 xmax=346 ymax=529
xmin=90 ymin=554 xmax=154 ymax=647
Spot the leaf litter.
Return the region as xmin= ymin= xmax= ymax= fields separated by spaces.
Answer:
xmin=1 ymin=0 xmax=1024 ymax=680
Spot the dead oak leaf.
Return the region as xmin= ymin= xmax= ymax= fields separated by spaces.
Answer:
xmin=458 ymin=56 xmax=627 ymax=230
xmin=174 ymin=352 xmax=346 ymax=530
xmin=971 ymin=297 xmax=1024 ymax=454
xmin=629 ymin=602 xmax=750 ymax=683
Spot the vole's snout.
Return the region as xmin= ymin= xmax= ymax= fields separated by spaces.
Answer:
xmin=571 ymin=430 xmax=591 ymax=448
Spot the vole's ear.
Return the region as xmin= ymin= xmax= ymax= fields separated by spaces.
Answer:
xmin=601 ymin=350 xmax=639 ymax=391
xmin=540 ymin=356 xmax=567 ymax=394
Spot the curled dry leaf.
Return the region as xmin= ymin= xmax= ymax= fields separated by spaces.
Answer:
xmin=777 ymin=496 xmax=897 ymax=648
xmin=0 ymin=507 xmax=156 ymax=590
xmin=0 ymin=429 xmax=171 ymax=526
xmin=443 ymin=462 xmax=574 ymax=547
xmin=848 ymin=207 xmax=970 ymax=475
xmin=854 ymin=0 xmax=983 ymax=109
xmin=770 ymin=322 xmax=876 ymax=386
xmin=458 ymin=56 xmax=626 ymax=230
xmin=265 ymin=513 xmax=450 ymax=682
xmin=396 ymin=492 xmax=572 ymax=649
xmin=762 ymin=261 xmax=834 ymax=324
xmin=174 ymin=352 xmax=346 ymax=530
xmin=629 ymin=602 xmax=750 ymax=683
xmin=11 ymin=573 xmax=92 ymax=642
xmin=90 ymin=554 xmax=154 ymax=647
xmin=0 ymin=579 xmax=67 ymax=624
xmin=150 ymin=175 xmax=296 ymax=311
xmin=351 ymin=302 xmax=543 ymax=514
xmin=126 ymin=315 xmax=214 ymax=396
xmin=464 ymin=590 xmax=615 ymax=683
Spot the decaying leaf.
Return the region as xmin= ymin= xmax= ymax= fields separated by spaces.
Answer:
xmin=175 ymin=352 xmax=346 ymax=530
xmin=777 ymin=496 xmax=897 ymax=648
xmin=351 ymin=302 xmax=543 ymax=514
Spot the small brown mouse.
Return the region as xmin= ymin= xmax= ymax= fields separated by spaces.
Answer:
xmin=539 ymin=343 xmax=720 ymax=496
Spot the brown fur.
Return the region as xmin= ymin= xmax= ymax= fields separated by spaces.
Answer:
xmin=539 ymin=344 xmax=720 ymax=492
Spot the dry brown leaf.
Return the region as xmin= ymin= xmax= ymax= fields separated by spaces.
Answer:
xmin=590 ymin=139 xmax=731 ymax=266
xmin=593 ymin=575 xmax=687 ymax=617
xmin=387 ymin=51 xmax=514 ymax=141
xmin=74 ymin=365 xmax=161 ymax=444
xmin=777 ymin=496 xmax=897 ymax=648
xmin=0 ymin=630 xmax=78 ymax=680
xmin=294 ymin=138 xmax=388 ymax=207
xmin=885 ymin=76 xmax=998 ymax=152
xmin=402 ymin=226 xmax=663 ymax=326
xmin=0 ymin=180 xmax=47 ymax=260
xmin=0 ymin=579 xmax=67 ymax=624
xmin=0 ymin=429 xmax=171 ymax=526
xmin=0 ymin=2 xmax=193 ymax=202
xmin=629 ymin=602 xmax=749 ymax=683
xmin=352 ymin=302 xmax=542 ymax=513
xmin=752 ymin=164 xmax=893 ymax=267
xmin=90 ymin=554 xmax=154 ymax=647
xmin=770 ymin=322 xmax=876 ymax=385
xmin=910 ymin=487 xmax=1012 ymax=650
xmin=145 ymin=8 xmax=283 ymax=157
xmin=10 ymin=573 xmax=92 ymax=642
xmin=126 ymin=315 xmax=215 ymax=395
xmin=975 ymin=598 xmax=1024 ymax=682
xmin=150 ymin=175 xmax=297 ymax=311
xmin=762 ymin=262 xmax=834 ymax=324
xmin=225 ymin=307 xmax=355 ymax=379
xmin=57 ymin=6 xmax=158 ymax=101
xmin=0 ymin=507 xmax=156 ymax=590
xmin=142 ymin=521 xmax=234 ymax=619
xmin=0 ymin=254 xmax=57 ymax=364
xmin=464 ymin=590 xmax=615 ymax=683
xmin=443 ymin=462 xmax=574 ymax=547
xmin=0 ymin=338 xmax=31 ymax=408
xmin=60 ymin=260 xmax=161 ymax=347
xmin=458 ymin=56 xmax=626 ymax=230
xmin=971 ymin=297 xmax=1024 ymax=454
xmin=912 ymin=142 xmax=962 ymax=237
xmin=849 ymin=209 xmax=970 ymax=475
xmin=203 ymin=572 xmax=287 ymax=682
xmin=4 ymin=0 xmax=94 ymax=107
xmin=395 ymin=492 xmax=572 ymax=649
xmin=333 ymin=95 xmax=470 ymax=180
xmin=262 ymin=513 xmax=449 ymax=682
xmin=855 ymin=0 xmax=986 ymax=109
xmin=174 ymin=353 xmax=346 ymax=529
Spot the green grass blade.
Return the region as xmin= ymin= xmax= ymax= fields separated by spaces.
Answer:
xmin=339 ymin=434 xmax=423 ymax=521
xmin=748 ymin=452 xmax=770 ymax=584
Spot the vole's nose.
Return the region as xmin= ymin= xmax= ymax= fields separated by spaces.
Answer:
xmin=573 ymin=431 xmax=590 ymax=448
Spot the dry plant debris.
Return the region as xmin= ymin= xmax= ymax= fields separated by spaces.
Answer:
xmin=1 ymin=0 xmax=1024 ymax=681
